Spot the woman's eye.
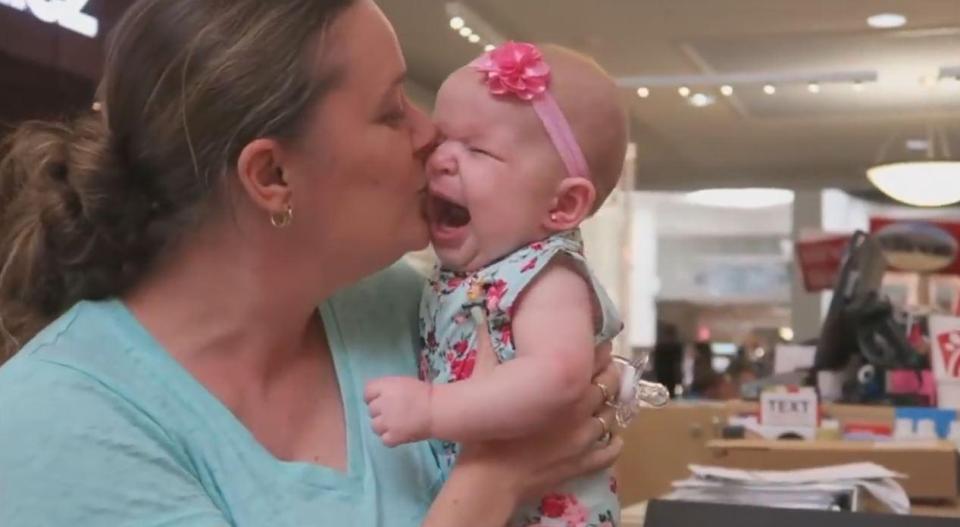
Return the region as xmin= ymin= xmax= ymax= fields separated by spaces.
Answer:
xmin=382 ymin=109 xmax=405 ymax=125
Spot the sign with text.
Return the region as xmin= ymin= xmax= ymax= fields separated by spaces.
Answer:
xmin=795 ymin=233 xmax=851 ymax=292
xmin=760 ymin=387 xmax=820 ymax=429
xmin=1 ymin=0 xmax=98 ymax=38
xmin=930 ymin=315 xmax=960 ymax=379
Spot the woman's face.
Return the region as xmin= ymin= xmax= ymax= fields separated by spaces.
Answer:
xmin=282 ymin=0 xmax=436 ymax=280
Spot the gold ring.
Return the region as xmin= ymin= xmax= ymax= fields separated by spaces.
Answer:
xmin=595 ymin=382 xmax=614 ymax=405
xmin=594 ymin=415 xmax=611 ymax=439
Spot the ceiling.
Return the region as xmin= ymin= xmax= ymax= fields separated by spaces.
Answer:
xmin=0 ymin=0 xmax=131 ymax=125
xmin=378 ymin=0 xmax=960 ymax=191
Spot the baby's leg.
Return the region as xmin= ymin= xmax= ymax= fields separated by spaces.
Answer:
xmin=510 ymin=469 xmax=619 ymax=527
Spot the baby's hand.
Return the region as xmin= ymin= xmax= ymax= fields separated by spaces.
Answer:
xmin=364 ymin=377 xmax=433 ymax=447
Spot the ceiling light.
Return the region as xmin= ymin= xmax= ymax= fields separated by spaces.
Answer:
xmin=867 ymin=162 xmax=960 ymax=207
xmin=678 ymin=86 xmax=691 ymax=97
xmin=459 ymin=27 xmax=472 ymax=37
xmin=688 ymin=93 xmax=715 ymax=107
xmin=637 ymin=87 xmax=651 ymax=98
xmin=763 ymin=84 xmax=776 ymax=95
xmin=779 ymin=327 xmax=795 ymax=342
xmin=807 ymin=82 xmax=821 ymax=94
xmin=684 ymin=188 xmax=795 ymax=209
xmin=468 ymin=34 xmax=480 ymax=43
xmin=449 ymin=16 xmax=465 ymax=30
xmin=906 ymin=139 xmax=930 ymax=151
xmin=484 ymin=44 xmax=496 ymax=52
xmin=867 ymin=13 xmax=907 ymax=29
xmin=720 ymin=85 xmax=734 ymax=96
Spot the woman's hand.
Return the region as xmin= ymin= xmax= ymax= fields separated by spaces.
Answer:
xmin=423 ymin=329 xmax=623 ymax=526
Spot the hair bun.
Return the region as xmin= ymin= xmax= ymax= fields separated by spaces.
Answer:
xmin=0 ymin=113 xmax=155 ymax=358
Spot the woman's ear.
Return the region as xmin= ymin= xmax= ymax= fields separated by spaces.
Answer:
xmin=236 ymin=138 xmax=291 ymax=215
xmin=544 ymin=179 xmax=597 ymax=231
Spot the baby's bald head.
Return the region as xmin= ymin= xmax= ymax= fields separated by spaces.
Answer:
xmin=537 ymin=45 xmax=628 ymax=211
xmin=441 ymin=45 xmax=628 ymax=213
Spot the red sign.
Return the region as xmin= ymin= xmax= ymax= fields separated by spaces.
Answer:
xmin=794 ymin=234 xmax=851 ymax=292
xmin=937 ymin=330 xmax=960 ymax=377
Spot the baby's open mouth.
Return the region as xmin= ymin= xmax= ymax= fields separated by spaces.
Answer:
xmin=428 ymin=194 xmax=471 ymax=228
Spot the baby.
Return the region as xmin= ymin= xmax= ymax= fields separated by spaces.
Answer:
xmin=366 ymin=42 xmax=630 ymax=526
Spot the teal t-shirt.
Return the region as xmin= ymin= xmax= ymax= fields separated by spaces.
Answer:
xmin=0 ymin=263 xmax=443 ymax=526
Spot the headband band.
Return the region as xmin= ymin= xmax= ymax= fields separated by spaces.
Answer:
xmin=470 ymin=42 xmax=591 ymax=180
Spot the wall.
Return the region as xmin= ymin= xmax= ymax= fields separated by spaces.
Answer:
xmin=582 ymin=144 xmax=637 ymax=355
xmin=656 ymin=236 xmax=791 ymax=304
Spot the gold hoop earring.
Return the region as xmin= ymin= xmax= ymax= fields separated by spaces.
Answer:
xmin=270 ymin=205 xmax=294 ymax=228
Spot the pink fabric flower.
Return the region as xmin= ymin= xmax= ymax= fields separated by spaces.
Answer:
xmin=560 ymin=496 xmax=588 ymax=527
xmin=499 ymin=324 xmax=513 ymax=346
xmin=521 ymin=257 xmax=538 ymax=273
xmin=418 ymin=355 xmax=431 ymax=380
xmin=485 ymin=279 xmax=509 ymax=312
xmin=450 ymin=350 xmax=476 ymax=381
xmin=470 ymin=41 xmax=551 ymax=101
xmin=540 ymin=494 xmax=568 ymax=518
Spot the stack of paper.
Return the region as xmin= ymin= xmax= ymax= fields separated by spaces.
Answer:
xmin=665 ymin=463 xmax=910 ymax=514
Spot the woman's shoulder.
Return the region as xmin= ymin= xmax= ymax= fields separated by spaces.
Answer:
xmin=0 ymin=301 xmax=179 ymax=440
xmin=0 ymin=301 xmax=195 ymax=461
xmin=0 ymin=351 xmax=226 ymax=525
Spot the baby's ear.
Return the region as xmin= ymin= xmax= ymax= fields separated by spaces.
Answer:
xmin=544 ymin=178 xmax=597 ymax=231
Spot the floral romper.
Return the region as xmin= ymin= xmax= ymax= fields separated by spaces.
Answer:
xmin=419 ymin=230 xmax=622 ymax=527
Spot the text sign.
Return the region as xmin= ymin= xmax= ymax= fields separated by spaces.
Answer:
xmin=0 ymin=0 xmax=98 ymax=38
xmin=760 ymin=388 xmax=819 ymax=429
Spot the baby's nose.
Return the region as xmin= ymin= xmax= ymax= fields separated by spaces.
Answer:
xmin=427 ymin=146 xmax=458 ymax=178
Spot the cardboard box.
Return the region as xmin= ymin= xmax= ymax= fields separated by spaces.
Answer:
xmin=617 ymin=402 xmax=730 ymax=505
xmin=707 ymin=439 xmax=960 ymax=501
xmin=618 ymin=401 xmax=903 ymax=505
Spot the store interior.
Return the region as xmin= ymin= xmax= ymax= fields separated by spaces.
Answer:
xmin=4 ymin=0 xmax=960 ymax=524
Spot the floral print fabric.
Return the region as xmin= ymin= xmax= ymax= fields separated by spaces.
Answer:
xmin=419 ymin=229 xmax=622 ymax=526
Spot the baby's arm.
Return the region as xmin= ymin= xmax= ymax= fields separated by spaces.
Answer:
xmin=427 ymin=258 xmax=596 ymax=442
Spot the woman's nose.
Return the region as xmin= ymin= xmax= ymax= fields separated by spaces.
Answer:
xmin=409 ymin=104 xmax=439 ymax=163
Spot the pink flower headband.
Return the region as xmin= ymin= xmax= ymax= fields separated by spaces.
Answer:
xmin=470 ymin=42 xmax=591 ymax=181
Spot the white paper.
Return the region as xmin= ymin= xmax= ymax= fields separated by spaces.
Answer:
xmin=774 ymin=345 xmax=817 ymax=374
xmin=688 ymin=462 xmax=903 ymax=483
xmin=683 ymin=463 xmax=910 ymax=514
xmin=858 ymin=478 xmax=911 ymax=515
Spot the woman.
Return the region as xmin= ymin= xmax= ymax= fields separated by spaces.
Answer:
xmin=0 ymin=0 xmax=622 ymax=525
